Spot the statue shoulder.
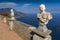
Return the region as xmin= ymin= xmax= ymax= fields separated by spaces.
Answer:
xmin=47 ymin=12 xmax=52 ymax=16
xmin=45 ymin=12 xmax=51 ymax=15
xmin=46 ymin=12 xmax=53 ymax=20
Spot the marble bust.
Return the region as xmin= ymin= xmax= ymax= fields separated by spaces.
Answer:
xmin=37 ymin=4 xmax=52 ymax=32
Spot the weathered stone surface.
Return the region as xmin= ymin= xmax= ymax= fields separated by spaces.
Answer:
xmin=28 ymin=27 xmax=36 ymax=30
xmin=33 ymin=34 xmax=43 ymax=40
xmin=13 ymin=20 xmax=52 ymax=40
xmin=37 ymin=26 xmax=48 ymax=32
xmin=32 ymin=29 xmax=52 ymax=38
xmin=13 ymin=20 xmax=34 ymax=40
xmin=33 ymin=34 xmax=51 ymax=40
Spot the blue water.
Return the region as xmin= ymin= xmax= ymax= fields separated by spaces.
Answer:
xmin=16 ymin=13 xmax=60 ymax=40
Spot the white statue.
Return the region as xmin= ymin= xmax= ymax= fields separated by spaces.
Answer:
xmin=10 ymin=9 xmax=15 ymax=20
xmin=33 ymin=4 xmax=53 ymax=40
xmin=37 ymin=4 xmax=52 ymax=32
xmin=9 ymin=9 xmax=15 ymax=30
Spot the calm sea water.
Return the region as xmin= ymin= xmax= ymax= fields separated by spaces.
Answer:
xmin=16 ymin=13 xmax=60 ymax=40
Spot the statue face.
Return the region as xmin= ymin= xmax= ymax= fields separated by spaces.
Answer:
xmin=40 ymin=7 xmax=46 ymax=11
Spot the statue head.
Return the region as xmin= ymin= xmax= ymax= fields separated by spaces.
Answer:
xmin=39 ymin=4 xmax=46 ymax=11
xmin=11 ymin=9 xmax=14 ymax=16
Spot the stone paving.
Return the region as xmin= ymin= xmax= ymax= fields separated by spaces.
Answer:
xmin=0 ymin=19 xmax=23 ymax=40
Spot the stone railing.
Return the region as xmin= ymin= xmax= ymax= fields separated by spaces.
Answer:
xmin=13 ymin=20 xmax=52 ymax=40
xmin=0 ymin=15 xmax=52 ymax=40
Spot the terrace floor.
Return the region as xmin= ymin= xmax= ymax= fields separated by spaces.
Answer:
xmin=0 ymin=19 xmax=23 ymax=40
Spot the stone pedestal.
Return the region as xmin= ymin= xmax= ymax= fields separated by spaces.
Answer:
xmin=31 ymin=25 xmax=52 ymax=40
xmin=33 ymin=34 xmax=51 ymax=40
xmin=38 ymin=25 xmax=48 ymax=32
xmin=32 ymin=26 xmax=52 ymax=40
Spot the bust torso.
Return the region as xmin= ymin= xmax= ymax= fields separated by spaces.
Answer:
xmin=37 ymin=12 xmax=52 ymax=25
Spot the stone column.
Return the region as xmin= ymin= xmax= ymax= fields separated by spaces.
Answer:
xmin=38 ymin=25 xmax=48 ymax=32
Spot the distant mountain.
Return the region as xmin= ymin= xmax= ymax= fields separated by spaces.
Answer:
xmin=0 ymin=8 xmax=27 ymax=18
xmin=14 ymin=10 xmax=27 ymax=18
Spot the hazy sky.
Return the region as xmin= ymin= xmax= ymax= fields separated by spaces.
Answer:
xmin=0 ymin=0 xmax=60 ymax=14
